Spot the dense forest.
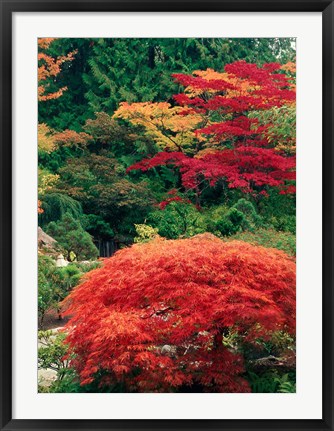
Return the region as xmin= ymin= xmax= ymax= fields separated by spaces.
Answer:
xmin=38 ymin=38 xmax=296 ymax=394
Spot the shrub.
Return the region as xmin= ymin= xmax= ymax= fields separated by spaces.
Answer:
xmin=38 ymin=256 xmax=98 ymax=327
xmin=215 ymin=208 xmax=244 ymax=236
xmin=63 ymin=235 xmax=295 ymax=392
xmin=47 ymin=213 xmax=99 ymax=260
xmin=270 ymin=215 xmax=296 ymax=234
xmin=39 ymin=193 xmax=83 ymax=226
xmin=148 ymin=201 xmax=206 ymax=239
xmin=38 ymin=255 xmax=57 ymax=326
xmin=246 ymin=370 xmax=296 ymax=393
xmin=228 ymin=228 xmax=296 ymax=256
xmin=38 ymin=331 xmax=71 ymax=380
xmin=232 ymin=198 xmax=263 ymax=231
xmin=134 ymin=224 xmax=159 ymax=243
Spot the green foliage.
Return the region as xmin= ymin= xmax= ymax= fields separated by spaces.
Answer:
xmin=270 ymin=215 xmax=296 ymax=235
xmin=258 ymin=189 xmax=296 ymax=233
xmin=38 ymin=38 xmax=94 ymax=131
xmin=38 ymin=331 xmax=71 ymax=378
xmin=38 ymin=255 xmax=57 ymax=324
xmin=134 ymin=224 xmax=159 ymax=243
xmin=38 ymin=331 xmax=127 ymax=393
xmin=228 ymin=228 xmax=296 ymax=256
xmin=277 ymin=377 xmax=296 ymax=393
xmin=39 ymin=192 xmax=83 ymax=226
xmin=38 ymin=255 xmax=92 ymax=326
xmin=246 ymin=370 xmax=296 ymax=393
xmin=46 ymin=213 xmax=99 ymax=260
xmin=84 ymin=112 xmax=142 ymax=157
xmin=57 ymin=154 xmax=155 ymax=241
xmin=54 ymin=264 xmax=83 ymax=291
xmin=232 ymin=198 xmax=263 ymax=231
xmin=83 ymin=38 xmax=296 ymax=115
xmin=38 ymin=331 xmax=84 ymax=393
xmin=249 ymin=105 xmax=296 ymax=155
xmin=39 ymin=37 xmax=295 ymax=131
xmin=216 ymin=208 xmax=244 ymax=236
xmin=38 ymin=255 xmax=99 ymax=328
xmin=263 ymin=331 xmax=295 ymax=357
xmin=47 ymin=369 xmax=128 ymax=393
xmin=221 ymin=327 xmax=296 ymax=393
xmin=148 ymin=201 xmax=206 ymax=239
xmin=82 ymin=214 xmax=114 ymax=239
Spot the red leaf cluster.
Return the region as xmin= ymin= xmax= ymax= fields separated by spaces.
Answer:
xmin=63 ymin=235 xmax=295 ymax=392
xmin=173 ymin=60 xmax=295 ymax=115
xmin=128 ymin=148 xmax=295 ymax=194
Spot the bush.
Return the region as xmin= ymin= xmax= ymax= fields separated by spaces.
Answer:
xmin=38 ymin=255 xmax=57 ymax=326
xmin=38 ymin=331 xmax=70 ymax=380
xmin=232 ymin=198 xmax=263 ymax=231
xmin=63 ymin=235 xmax=295 ymax=392
xmin=47 ymin=213 xmax=99 ymax=260
xmin=39 ymin=193 xmax=83 ymax=226
xmin=148 ymin=201 xmax=206 ymax=239
xmin=246 ymin=370 xmax=296 ymax=393
xmin=258 ymin=189 xmax=295 ymax=233
xmin=270 ymin=215 xmax=296 ymax=234
xmin=38 ymin=256 xmax=98 ymax=327
xmin=134 ymin=224 xmax=159 ymax=243
xmin=228 ymin=228 xmax=296 ymax=256
xmin=215 ymin=208 xmax=244 ymax=236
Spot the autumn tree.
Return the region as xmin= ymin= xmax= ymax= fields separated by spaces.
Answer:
xmin=114 ymin=102 xmax=203 ymax=153
xmin=122 ymin=61 xmax=296 ymax=206
xmin=38 ymin=124 xmax=90 ymax=217
xmin=63 ymin=235 xmax=295 ymax=392
xmin=38 ymin=38 xmax=93 ymax=130
xmin=38 ymin=38 xmax=76 ymax=102
xmin=56 ymin=153 xmax=155 ymax=242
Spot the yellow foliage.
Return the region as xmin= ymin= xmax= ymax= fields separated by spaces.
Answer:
xmin=38 ymin=124 xmax=91 ymax=153
xmin=114 ymin=102 xmax=203 ymax=152
xmin=38 ymin=169 xmax=59 ymax=195
xmin=281 ymin=62 xmax=296 ymax=74
xmin=186 ymin=68 xmax=260 ymax=98
xmin=38 ymin=123 xmax=57 ymax=153
xmin=134 ymin=224 xmax=160 ymax=243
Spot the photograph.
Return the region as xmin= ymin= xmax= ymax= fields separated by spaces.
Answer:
xmin=37 ymin=37 xmax=297 ymax=394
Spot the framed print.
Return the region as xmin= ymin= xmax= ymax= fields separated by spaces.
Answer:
xmin=1 ymin=0 xmax=333 ymax=430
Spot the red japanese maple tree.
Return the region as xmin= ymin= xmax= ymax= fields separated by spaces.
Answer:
xmin=125 ymin=61 xmax=296 ymax=201
xmin=63 ymin=235 xmax=296 ymax=392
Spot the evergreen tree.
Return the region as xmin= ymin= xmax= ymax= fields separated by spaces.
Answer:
xmin=46 ymin=213 xmax=99 ymax=260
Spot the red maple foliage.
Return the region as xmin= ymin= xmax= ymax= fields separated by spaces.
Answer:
xmin=127 ymin=148 xmax=296 ymax=195
xmin=126 ymin=61 xmax=296 ymax=199
xmin=63 ymin=235 xmax=296 ymax=392
xmin=173 ymin=60 xmax=295 ymax=115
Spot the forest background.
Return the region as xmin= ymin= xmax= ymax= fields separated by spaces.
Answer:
xmin=38 ymin=37 xmax=296 ymax=257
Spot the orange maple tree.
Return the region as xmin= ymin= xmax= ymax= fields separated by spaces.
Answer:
xmin=63 ymin=235 xmax=295 ymax=392
xmin=38 ymin=38 xmax=76 ymax=101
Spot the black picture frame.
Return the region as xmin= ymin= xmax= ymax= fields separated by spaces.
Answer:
xmin=1 ymin=1 xmax=333 ymax=430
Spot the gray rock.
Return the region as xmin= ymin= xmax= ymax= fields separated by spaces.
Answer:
xmin=38 ymin=368 xmax=57 ymax=388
